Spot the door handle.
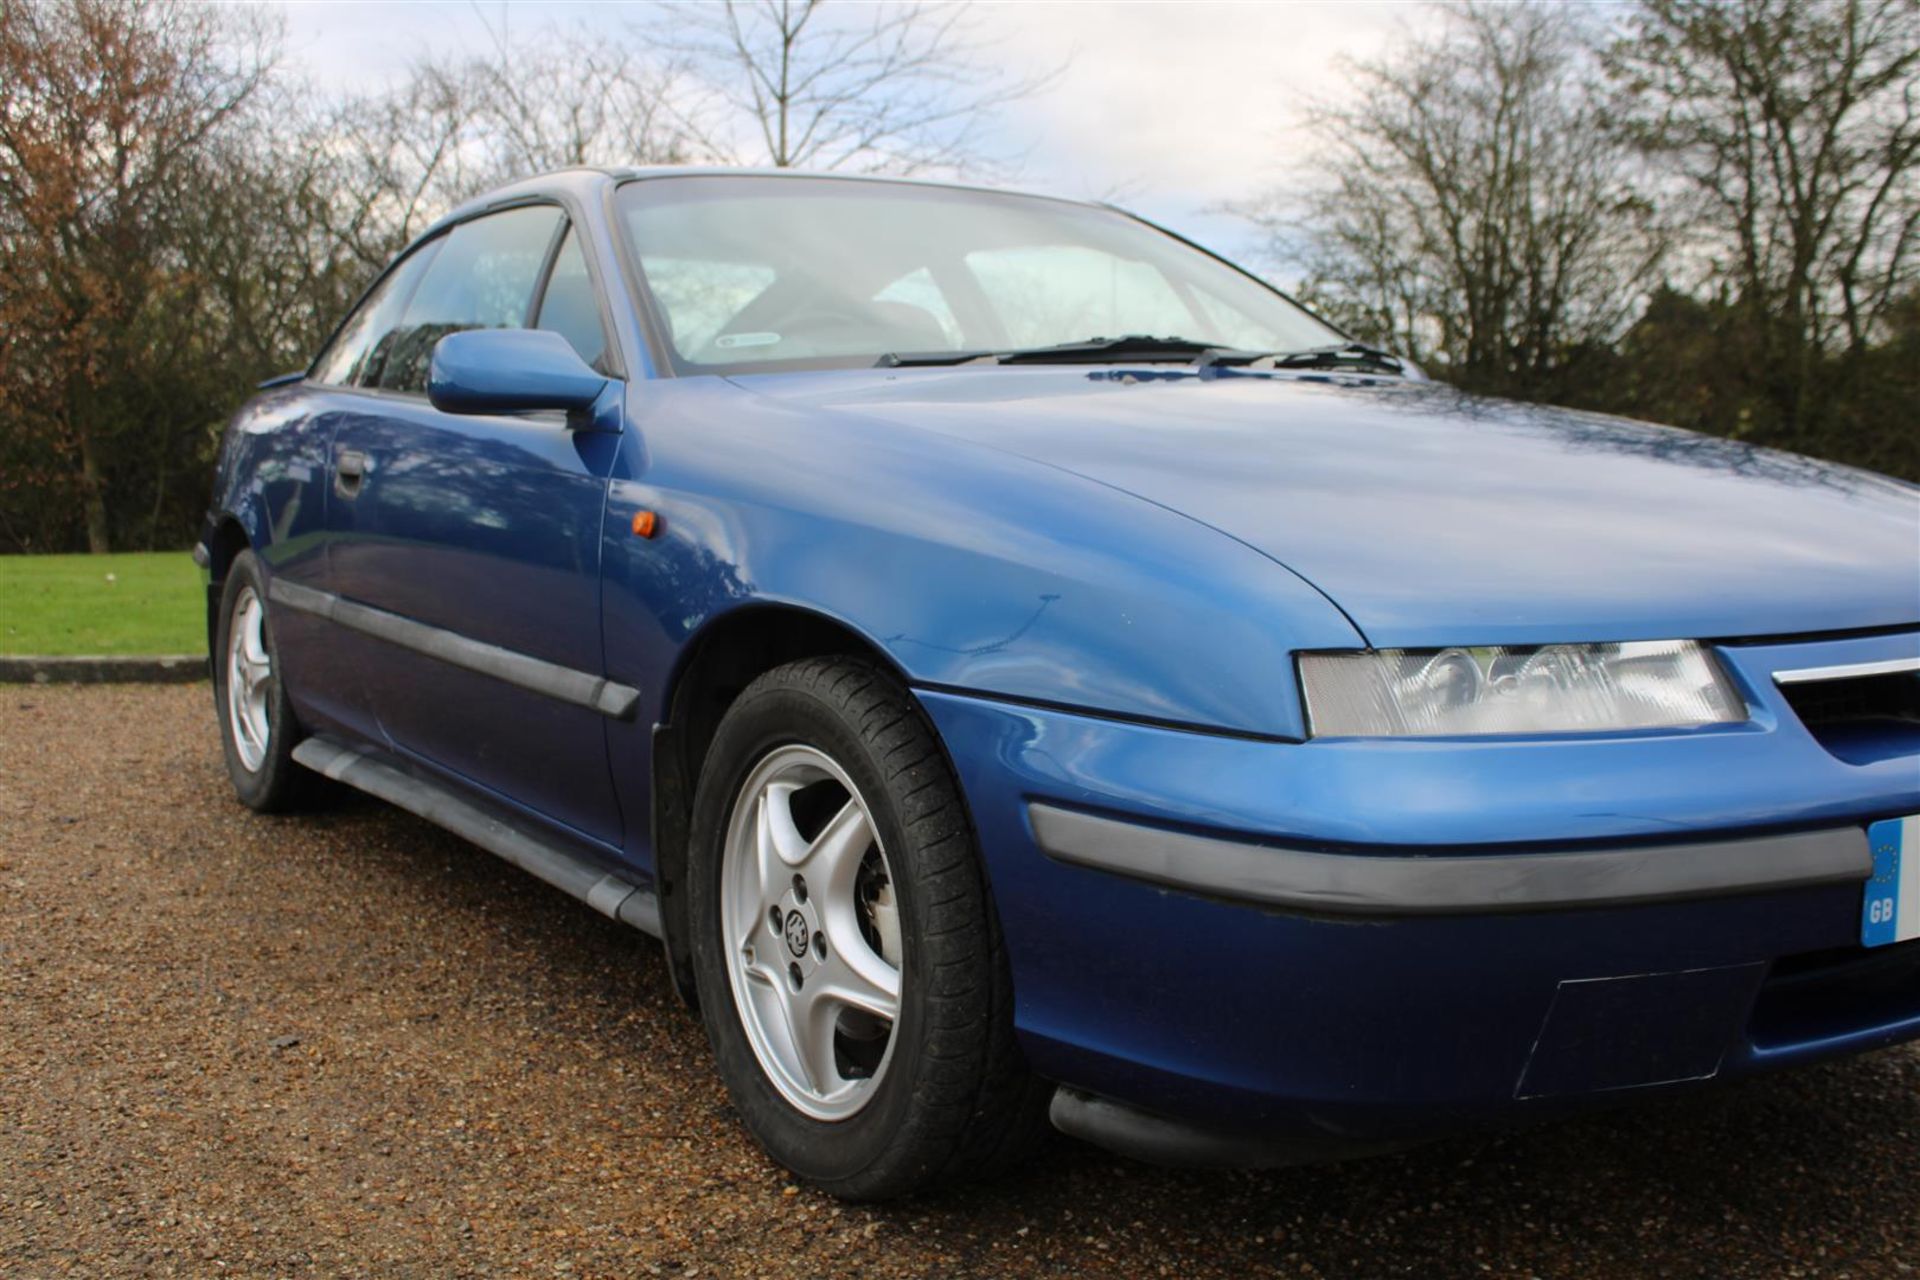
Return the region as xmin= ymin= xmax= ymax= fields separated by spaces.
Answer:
xmin=334 ymin=450 xmax=372 ymax=499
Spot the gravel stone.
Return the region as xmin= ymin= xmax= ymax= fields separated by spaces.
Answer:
xmin=2 ymin=684 xmax=1916 ymax=1278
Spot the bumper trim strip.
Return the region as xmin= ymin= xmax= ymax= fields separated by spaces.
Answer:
xmin=1029 ymin=804 xmax=1873 ymax=916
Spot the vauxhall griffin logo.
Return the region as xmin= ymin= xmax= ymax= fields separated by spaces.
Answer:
xmin=784 ymin=909 xmax=811 ymax=959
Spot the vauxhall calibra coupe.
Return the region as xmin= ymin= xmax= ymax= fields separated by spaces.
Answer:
xmin=202 ymin=168 xmax=1920 ymax=1199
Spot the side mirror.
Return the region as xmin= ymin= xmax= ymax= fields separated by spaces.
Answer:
xmin=428 ymin=329 xmax=609 ymax=417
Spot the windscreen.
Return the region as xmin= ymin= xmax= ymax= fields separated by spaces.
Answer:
xmin=616 ymin=175 xmax=1342 ymax=373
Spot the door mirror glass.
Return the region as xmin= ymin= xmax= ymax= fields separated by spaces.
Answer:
xmin=428 ymin=329 xmax=609 ymax=417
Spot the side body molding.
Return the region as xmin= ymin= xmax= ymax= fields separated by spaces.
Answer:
xmin=268 ymin=578 xmax=640 ymax=720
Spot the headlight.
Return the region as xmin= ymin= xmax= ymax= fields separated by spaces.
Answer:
xmin=1299 ymin=641 xmax=1746 ymax=737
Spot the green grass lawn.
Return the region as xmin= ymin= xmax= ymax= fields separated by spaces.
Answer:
xmin=0 ymin=552 xmax=204 ymax=655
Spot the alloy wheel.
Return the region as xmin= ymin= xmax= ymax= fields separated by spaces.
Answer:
xmin=226 ymin=586 xmax=273 ymax=773
xmin=720 ymin=743 xmax=903 ymax=1121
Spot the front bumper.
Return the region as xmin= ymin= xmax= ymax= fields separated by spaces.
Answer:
xmin=919 ymin=629 xmax=1920 ymax=1154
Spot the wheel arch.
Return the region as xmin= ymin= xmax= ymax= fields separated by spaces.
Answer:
xmin=202 ymin=516 xmax=253 ymax=656
xmin=650 ymin=602 xmax=933 ymax=1008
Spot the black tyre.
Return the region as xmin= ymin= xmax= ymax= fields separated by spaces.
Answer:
xmin=686 ymin=656 xmax=1048 ymax=1199
xmin=212 ymin=551 xmax=310 ymax=812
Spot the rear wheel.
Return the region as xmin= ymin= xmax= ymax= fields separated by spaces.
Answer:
xmin=213 ymin=551 xmax=308 ymax=812
xmin=687 ymin=657 xmax=1048 ymax=1199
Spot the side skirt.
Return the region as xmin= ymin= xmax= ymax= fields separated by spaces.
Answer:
xmin=291 ymin=736 xmax=661 ymax=937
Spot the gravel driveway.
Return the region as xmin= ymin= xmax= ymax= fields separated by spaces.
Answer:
xmin=3 ymin=683 xmax=1916 ymax=1279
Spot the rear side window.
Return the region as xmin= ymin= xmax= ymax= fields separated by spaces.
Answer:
xmin=308 ymin=240 xmax=443 ymax=387
xmin=370 ymin=205 xmax=565 ymax=395
xmin=535 ymin=228 xmax=609 ymax=373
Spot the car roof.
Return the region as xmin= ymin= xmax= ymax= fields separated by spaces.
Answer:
xmin=429 ymin=166 xmax=1104 ymax=237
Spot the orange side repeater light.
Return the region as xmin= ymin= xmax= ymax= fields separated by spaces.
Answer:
xmin=631 ymin=510 xmax=659 ymax=539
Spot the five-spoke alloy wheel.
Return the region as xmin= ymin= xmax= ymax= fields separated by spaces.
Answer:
xmin=688 ymin=657 xmax=1048 ymax=1199
xmin=722 ymin=744 xmax=903 ymax=1120
xmin=213 ymin=550 xmax=308 ymax=812
xmin=225 ymin=585 xmax=274 ymax=773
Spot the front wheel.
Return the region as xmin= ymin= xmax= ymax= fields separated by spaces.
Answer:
xmin=687 ymin=657 xmax=1047 ymax=1199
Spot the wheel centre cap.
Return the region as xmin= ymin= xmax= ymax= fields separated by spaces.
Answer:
xmin=783 ymin=908 xmax=811 ymax=959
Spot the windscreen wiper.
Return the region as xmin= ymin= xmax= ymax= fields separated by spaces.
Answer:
xmin=877 ymin=335 xmax=1256 ymax=369
xmin=874 ymin=349 xmax=999 ymax=368
xmin=993 ymin=335 xmax=1244 ymax=365
xmin=1255 ymin=342 xmax=1405 ymax=373
xmin=877 ymin=336 xmax=1407 ymax=372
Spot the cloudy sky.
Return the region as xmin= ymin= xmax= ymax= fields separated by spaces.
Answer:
xmin=276 ymin=1 xmax=1431 ymax=262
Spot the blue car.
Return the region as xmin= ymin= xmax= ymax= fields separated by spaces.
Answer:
xmin=202 ymin=168 xmax=1920 ymax=1199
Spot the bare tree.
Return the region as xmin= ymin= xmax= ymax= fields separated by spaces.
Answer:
xmin=1241 ymin=2 xmax=1666 ymax=397
xmin=0 ymin=0 xmax=275 ymax=552
xmin=663 ymin=0 xmax=1053 ymax=176
xmin=314 ymin=26 xmax=708 ymax=263
xmin=0 ymin=5 xmax=708 ymax=555
xmin=459 ymin=17 xmax=706 ymax=179
xmin=1605 ymin=0 xmax=1920 ymax=440
xmin=240 ymin=25 xmax=709 ymax=368
xmin=319 ymin=66 xmax=481 ymax=267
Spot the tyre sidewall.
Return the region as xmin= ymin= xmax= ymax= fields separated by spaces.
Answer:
xmin=687 ymin=678 xmax=944 ymax=1192
xmin=213 ymin=551 xmax=303 ymax=811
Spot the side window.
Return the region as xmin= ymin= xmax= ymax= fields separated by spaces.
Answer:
xmin=535 ymin=228 xmax=610 ymax=372
xmin=370 ymin=205 xmax=565 ymax=395
xmin=308 ymin=240 xmax=442 ymax=387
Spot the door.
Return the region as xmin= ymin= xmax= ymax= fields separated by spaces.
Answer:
xmin=294 ymin=233 xmax=447 ymax=743
xmin=324 ymin=205 xmax=627 ymax=846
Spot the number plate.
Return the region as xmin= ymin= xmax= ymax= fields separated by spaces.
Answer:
xmin=1863 ymin=816 xmax=1920 ymax=948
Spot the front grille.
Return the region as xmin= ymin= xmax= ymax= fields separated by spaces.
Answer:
xmin=1782 ymin=670 xmax=1920 ymax=729
xmin=1749 ymin=939 xmax=1920 ymax=1050
xmin=1776 ymin=667 xmax=1920 ymax=763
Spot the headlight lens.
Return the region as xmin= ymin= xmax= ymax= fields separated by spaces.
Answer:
xmin=1300 ymin=641 xmax=1745 ymax=737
